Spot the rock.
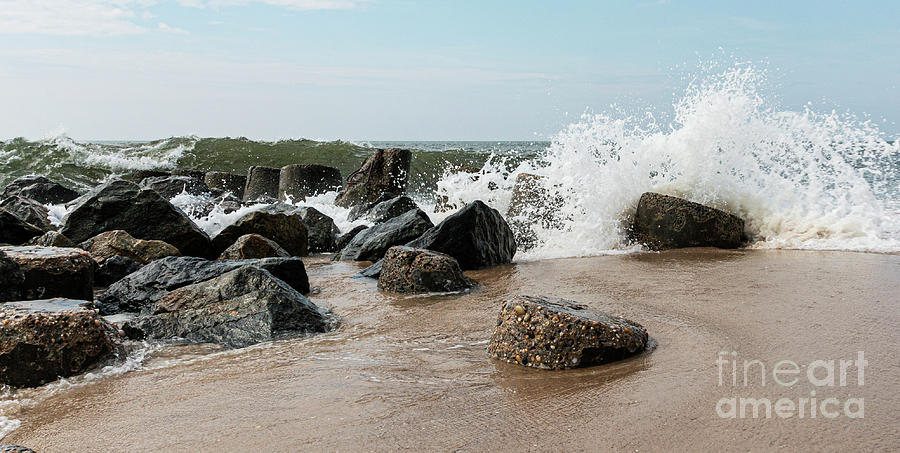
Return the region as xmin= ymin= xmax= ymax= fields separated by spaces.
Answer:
xmin=488 ymin=295 xmax=649 ymax=370
xmin=171 ymin=169 xmax=206 ymax=180
xmin=218 ymin=234 xmax=289 ymax=260
xmin=204 ymin=171 xmax=247 ymax=200
xmin=26 ymin=231 xmax=75 ymax=248
xmin=630 ymin=192 xmax=745 ymax=250
xmin=406 ymin=200 xmax=516 ymax=270
xmin=347 ymin=192 xmax=397 ymax=221
xmin=81 ymin=230 xmax=181 ymax=264
xmin=0 ymin=250 xmax=25 ymax=302
xmin=335 ymin=225 xmax=368 ymax=251
xmin=355 ymin=259 xmax=383 ymax=279
xmin=140 ymin=175 xmax=211 ymax=200
xmin=1 ymin=176 xmax=79 ymax=205
xmin=506 ymin=173 xmax=566 ymax=251
xmin=0 ymin=299 xmax=123 ymax=387
xmin=297 ymin=207 xmax=339 ymax=253
xmin=337 ymin=208 xmax=433 ymax=261
xmin=335 ymin=148 xmax=411 ymax=207
xmin=278 ymin=164 xmax=342 ymax=202
xmin=0 ymin=208 xmax=44 ymax=245
xmin=348 ymin=193 xmax=418 ymax=224
xmin=243 ymin=166 xmax=281 ymax=202
xmin=377 ymin=246 xmax=476 ymax=293
xmin=96 ymin=255 xmax=143 ymax=287
xmin=433 ymin=165 xmax=483 ymax=213
xmin=0 ymin=246 xmax=94 ymax=300
xmin=0 ymin=446 xmax=37 ymax=452
xmin=211 ymin=205 xmax=309 ymax=257
xmin=122 ymin=170 xmax=170 ymax=183
xmin=59 ymin=179 xmax=211 ymax=257
xmin=97 ymin=256 xmax=310 ymax=314
xmin=128 ymin=266 xmax=329 ymax=348
xmin=0 ymin=196 xmax=53 ymax=231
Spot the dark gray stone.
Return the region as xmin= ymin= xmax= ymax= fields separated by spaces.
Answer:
xmin=337 ymin=208 xmax=433 ymax=262
xmin=0 ymin=196 xmax=53 ymax=231
xmin=0 ymin=208 xmax=44 ymax=245
xmin=140 ymin=175 xmax=211 ymax=199
xmin=218 ymin=233 xmax=289 ymax=260
xmin=243 ymin=166 xmax=281 ymax=202
xmin=1 ymin=176 xmax=80 ymax=205
xmin=630 ymin=192 xmax=745 ymax=250
xmin=211 ymin=204 xmax=309 ymax=257
xmin=377 ymin=246 xmax=476 ymax=293
xmin=335 ymin=148 xmax=411 ymax=207
xmin=0 ymin=250 xmax=25 ymax=302
xmin=297 ymin=206 xmax=339 ymax=253
xmin=96 ymin=255 xmax=143 ymax=287
xmin=348 ymin=193 xmax=418 ymax=224
xmin=278 ymin=164 xmax=342 ymax=202
xmin=335 ymin=225 xmax=368 ymax=251
xmin=26 ymin=231 xmax=75 ymax=248
xmin=204 ymin=171 xmax=247 ymax=200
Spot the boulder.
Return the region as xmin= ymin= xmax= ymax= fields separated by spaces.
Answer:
xmin=26 ymin=231 xmax=75 ymax=248
xmin=211 ymin=205 xmax=309 ymax=257
xmin=0 ymin=250 xmax=25 ymax=302
xmin=297 ymin=207 xmax=339 ymax=253
xmin=218 ymin=234 xmax=289 ymax=260
xmin=0 ymin=196 xmax=53 ymax=231
xmin=355 ymin=259 xmax=383 ymax=279
xmin=335 ymin=225 xmax=368 ymax=251
xmin=171 ymin=169 xmax=207 ymax=180
xmin=0 ymin=246 xmax=94 ymax=301
xmin=243 ymin=166 xmax=281 ymax=202
xmin=97 ymin=256 xmax=310 ymax=314
xmin=347 ymin=192 xmax=397 ymax=221
xmin=337 ymin=208 xmax=433 ymax=262
xmin=128 ymin=266 xmax=329 ymax=348
xmin=122 ymin=170 xmax=170 ymax=183
xmin=630 ymin=192 xmax=745 ymax=250
xmin=96 ymin=255 xmax=143 ymax=287
xmin=59 ymin=179 xmax=211 ymax=257
xmin=488 ymin=295 xmax=649 ymax=370
xmin=0 ymin=208 xmax=44 ymax=245
xmin=278 ymin=164 xmax=342 ymax=202
xmin=335 ymin=148 xmax=411 ymax=207
xmin=377 ymin=246 xmax=476 ymax=293
xmin=81 ymin=230 xmax=181 ymax=264
xmin=506 ymin=173 xmax=565 ymax=251
xmin=406 ymin=200 xmax=516 ymax=270
xmin=140 ymin=175 xmax=211 ymax=200
xmin=204 ymin=171 xmax=247 ymax=200
xmin=348 ymin=193 xmax=418 ymax=224
xmin=1 ymin=176 xmax=79 ymax=205
xmin=0 ymin=299 xmax=123 ymax=387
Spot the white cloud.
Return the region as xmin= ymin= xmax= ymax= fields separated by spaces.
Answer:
xmin=177 ymin=0 xmax=372 ymax=10
xmin=158 ymin=21 xmax=188 ymax=33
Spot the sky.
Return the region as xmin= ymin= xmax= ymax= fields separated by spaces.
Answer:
xmin=0 ymin=0 xmax=898 ymax=141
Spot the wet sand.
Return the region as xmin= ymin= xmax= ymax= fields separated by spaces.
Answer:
xmin=4 ymin=249 xmax=899 ymax=451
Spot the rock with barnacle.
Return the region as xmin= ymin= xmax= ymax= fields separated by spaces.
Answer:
xmin=488 ymin=295 xmax=648 ymax=370
xmin=377 ymin=246 xmax=476 ymax=293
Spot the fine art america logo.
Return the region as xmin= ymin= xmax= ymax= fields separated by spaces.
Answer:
xmin=715 ymin=351 xmax=866 ymax=419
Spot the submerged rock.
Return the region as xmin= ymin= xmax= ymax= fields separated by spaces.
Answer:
xmin=59 ymin=179 xmax=211 ymax=257
xmin=0 ymin=250 xmax=25 ymax=302
xmin=630 ymin=192 xmax=745 ymax=250
xmin=96 ymin=255 xmax=143 ymax=287
xmin=297 ymin=206 xmax=339 ymax=253
xmin=278 ymin=164 xmax=343 ymax=202
xmin=1 ymin=176 xmax=80 ymax=205
xmin=406 ymin=200 xmax=516 ymax=270
xmin=0 ymin=246 xmax=94 ymax=301
xmin=82 ymin=230 xmax=181 ymax=264
xmin=211 ymin=205 xmax=309 ymax=256
xmin=335 ymin=148 xmax=411 ymax=207
xmin=243 ymin=166 xmax=281 ymax=202
xmin=0 ymin=299 xmax=123 ymax=387
xmin=335 ymin=225 xmax=368 ymax=251
xmin=0 ymin=195 xmax=53 ymax=231
xmin=129 ymin=266 xmax=329 ymax=348
xmin=26 ymin=231 xmax=75 ymax=248
xmin=337 ymin=208 xmax=433 ymax=261
xmin=140 ymin=175 xmax=211 ymax=200
xmin=0 ymin=208 xmax=44 ymax=245
xmin=488 ymin=295 xmax=649 ymax=370
xmin=218 ymin=233 xmax=289 ymax=260
xmin=204 ymin=171 xmax=247 ymax=200
xmin=377 ymin=246 xmax=476 ymax=293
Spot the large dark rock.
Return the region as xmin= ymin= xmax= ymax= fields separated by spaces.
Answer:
xmin=337 ymin=208 xmax=433 ymax=262
xmin=0 ymin=208 xmax=44 ymax=245
xmin=96 ymin=255 xmax=143 ymax=287
xmin=377 ymin=246 xmax=476 ymax=293
xmin=26 ymin=231 xmax=75 ymax=248
xmin=406 ymin=200 xmax=516 ymax=270
xmin=82 ymin=230 xmax=181 ymax=264
xmin=218 ymin=233 xmax=289 ymax=260
xmin=335 ymin=225 xmax=368 ymax=251
xmin=122 ymin=170 xmax=171 ymax=183
xmin=0 ymin=246 xmax=94 ymax=301
xmin=488 ymin=295 xmax=649 ymax=370
xmin=278 ymin=164 xmax=343 ymax=202
xmin=0 ymin=250 xmax=25 ymax=302
xmin=335 ymin=148 xmax=411 ymax=208
xmin=243 ymin=166 xmax=281 ymax=202
xmin=97 ymin=256 xmax=310 ymax=314
xmin=297 ymin=207 xmax=339 ymax=253
xmin=630 ymin=192 xmax=745 ymax=250
xmin=140 ymin=175 xmax=211 ymax=200
xmin=0 ymin=299 xmax=123 ymax=387
xmin=171 ymin=169 xmax=207 ymax=181
xmin=1 ymin=176 xmax=79 ymax=205
xmin=211 ymin=205 xmax=309 ymax=257
xmin=128 ymin=266 xmax=329 ymax=348
xmin=0 ymin=196 xmax=53 ymax=231
xmin=204 ymin=171 xmax=247 ymax=200
xmin=348 ymin=193 xmax=418 ymax=224
xmin=59 ymin=179 xmax=211 ymax=257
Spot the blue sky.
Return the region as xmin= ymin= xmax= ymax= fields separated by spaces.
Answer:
xmin=1 ymin=0 xmax=898 ymax=140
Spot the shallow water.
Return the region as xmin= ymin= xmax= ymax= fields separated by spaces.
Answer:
xmin=3 ymin=249 xmax=898 ymax=451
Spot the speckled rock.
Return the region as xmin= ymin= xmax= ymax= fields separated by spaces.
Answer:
xmin=335 ymin=148 xmax=411 ymax=208
xmin=82 ymin=230 xmax=182 ymax=264
xmin=278 ymin=164 xmax=343 ymax=202
xmin=630 ymin=192 xmax=745 ymax=250
xmin=0 ymin=250 xmax=25 ymax=302
xmin=0 ymin=196 xmax=53 ymax=231
xmin=1 ymin=176 xmax=79 ymax=205
xmin=0 ymin=246 xmax=94 ymax=301
xmin=26 ymin=231 xmax=75 ymax=248
xmin=218 ymin=233 xmax=289 ymax=260
xmin=96 ymin=255 xmax=143 ymax=287
xmin=377 ymin=246 xmax=476 ymax=293
xmin=0 ymin=208 xmax=44 ymax=245
xmin=297 ymin=207 xmax=339 ymax=253
xmin=243 ymin=166 xmax=281 ymax=202
xmin=140 ymin=175 xmax=211 ymax=199
xmin=0 ymin=298 xmax=123 ymax=387
xmin=488 ymin=295 xmax=649 ymax=370
xmin=128 ymin=266 xmax=329 ymax=348
xmin=211 ymin=205 xmax=309 ymax=257
xmin=337 ymin=208 xmax=433 ymax=261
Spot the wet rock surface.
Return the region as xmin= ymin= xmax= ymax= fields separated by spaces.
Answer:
xmin=297 ymin=206 xmax=339 ymax=253
xmin=488 ymin=295 xmax=649 ymax=370
xmin=243 ymin=166 xmax=281 ymax=202
xmin=0 ymin=208 xmax=44 ymax=245
xmin=377 ymin=246 xmax=476 ymax=293
xmin=406 ymin=200 xmax=516 ymax=270
xmin=59 ymin=179 xmax=211 ymax=257
xmin=278 ymin=164 xmax=343 ymax=202
xmin=337 ymin=208 xmax=433 ymax=261
xmin=335 ymin=225 xmax=368 ymax=251
xmin=211 ymin=205 xmax=309 ymax=257
xmin=26 ymin=231 xmax=75 ymax=248
xmin=0 ymin=246 xmax=94 ymax=301
xmin=0 ymin=445 xmax=36 ymax=452
xmin=0 ymin=250 xmax=25 ymax=302
xmin=96 ymin=255 xmax=143 ymax=287
xmin=349 ymin=193 xmax=418 ymax=224
xmin=335 ymin=148 xmax=411 ymax=207
xmin=204 ymin=171 xmax=247 ymax=200
xmin=1 ymin=176 xmax=80 ymax=205
xmin=0 ymin=196 xmax=53 ymax=231
xmin=0 ymin=298 xmax=123 ymax=387
xmin=218 ymin=233 xmax=289 ymax=260
xmin=140 ymin=175 xmax=211 ymax=200
xmin=128 ymin=266 xmax=330 ymax=348
xmin=630 ymin=192 xmax=745 ymax=250
xmin=82 ymin=230 xmax=181 ymax=264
